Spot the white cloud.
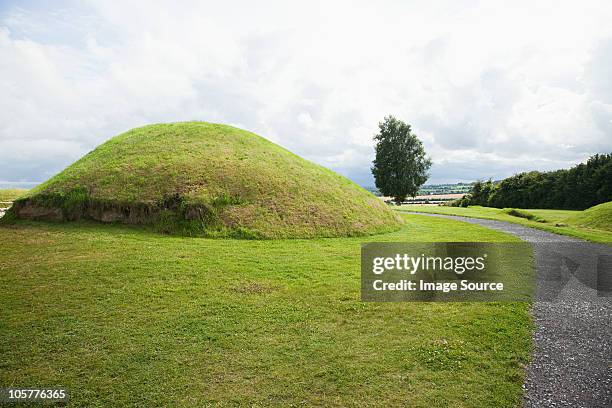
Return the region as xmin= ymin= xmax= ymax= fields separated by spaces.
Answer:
xmin=1 ymin=0 xmax=611 ymax=186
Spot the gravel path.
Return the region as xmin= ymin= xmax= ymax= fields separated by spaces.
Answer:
xmin=405 ymin=212 xmax=611 ymax=407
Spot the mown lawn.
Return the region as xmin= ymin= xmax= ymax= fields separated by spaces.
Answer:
xmin=0 ymin=214 xmax=532 ymax=407
xmin=399 ymin=205 xmax=612 ymax=244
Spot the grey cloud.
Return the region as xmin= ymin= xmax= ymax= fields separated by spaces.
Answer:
xmin=589 ymin=101 xmax=612 ymax=135
xmin=1 ymin=1 xmax=612 ymax=189
xmin=586 ymin=37 xmax=612 ymax=105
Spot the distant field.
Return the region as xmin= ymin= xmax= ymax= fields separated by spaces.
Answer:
xmin=365 ymin=183 xmax=473 ymax=197
xmin=0 ymin=188 xmax=28 ymax=204
xmin=398 ymin=205 xmax=612 ymax=244
xmin=418 ymin=183 xmax=473 ymax=195
xmin=0 ymin=213 xmax=532 ymax=407
xmin=380 ymin=193 xmax=465 ymax=201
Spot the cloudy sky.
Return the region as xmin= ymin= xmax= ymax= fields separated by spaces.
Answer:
xmin=1 ymin=0 xmax=611 ymax=187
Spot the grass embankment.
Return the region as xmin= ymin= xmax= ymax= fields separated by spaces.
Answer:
xmin=567 ymin=201 xmax=612 ymax=231
xmin=0 ymin=213 xmax=532 ymax=407
xmin=14 ymin=122 xmax=400 ymax=238
xmin=397 ymin=204 xmax=612 ymax=243
xmin=0 ymin=189 xmax=27 ymax=207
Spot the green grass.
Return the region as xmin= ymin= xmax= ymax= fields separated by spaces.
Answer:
xmin=0 ymin=188 xmax=28 ymax=203
xmin=16 ymin=122 xmax=400 ymax=238
xmin=0 ymin=213 xmax=532 ymax=407
xmin=567 ymin=201 xmax=612 ymax=231
xmin=398 ymin=205 xmax=612 ymax=243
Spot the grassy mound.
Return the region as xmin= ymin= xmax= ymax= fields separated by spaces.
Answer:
xmin=9 ymin=122 xmax=401 ymax=238
xmin=568 ymin=201 xmax=612 ymax=231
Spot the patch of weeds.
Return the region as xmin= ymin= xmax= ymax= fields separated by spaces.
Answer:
xmin=61 ymin=186 xmax=90 ymax=217
xmin=503 ymin=208 xmax=546 ymax=223
xmin=231 ymin=281 xmax=278 ymax=294
xmin=414 ymin=341 xmax=469 ymax=371
xmin=0 ymin=208 xmax=17 ymax=224
xmin=155 ymin=210 xmax=216 ymax=237
xmin=155 ymin=210 xmax=183 ymax=234
xmin=229 ymin=226 xmax=263 ymax=239
xmin=155 ymin=193 xmax=249 ymax=237
xmin=153 ymin=193 xmax=258 ymax=237
xmin=212 ymin=192 xmax=247 ymax=207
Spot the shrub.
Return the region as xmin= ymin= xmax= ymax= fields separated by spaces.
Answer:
xmin=503 ymin=208 xmax=546 ymax=223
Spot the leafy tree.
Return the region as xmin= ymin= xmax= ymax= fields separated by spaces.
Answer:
xmin=469 ymin=179 xmax=494 ymax=206
xmin=470 ymin=181 xmax=483 ymax=204
xmin=594 ymin=157 xmax=612 ymax=203
xmin=371 ymin=116 xmax=432 ymax=203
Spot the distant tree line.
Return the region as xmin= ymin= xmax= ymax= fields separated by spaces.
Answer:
xmin=455 ymin=153 xmax=612 ymax=210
